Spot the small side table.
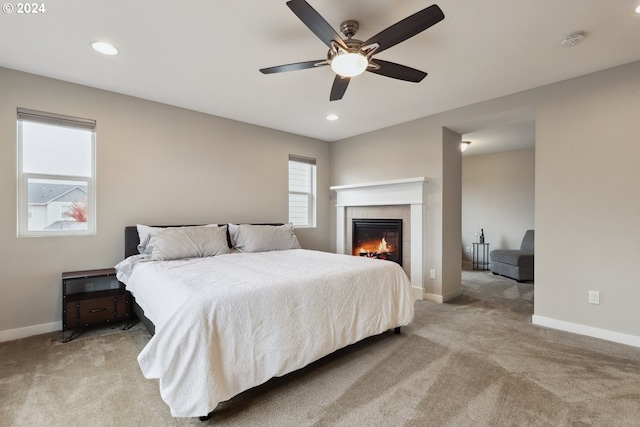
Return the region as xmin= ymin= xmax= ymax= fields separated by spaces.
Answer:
xmin=472 ymin=242 xmax=490 ymax=270
xmin=62 ymin=268 xmax=131 ymax=342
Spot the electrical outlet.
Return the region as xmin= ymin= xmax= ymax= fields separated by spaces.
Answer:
xmin=429 ymin=269 xmax=436 ymax=279
xmin=466 ymin=246 xmax=471 ymax=253
xmin=588 ymin=290 xmax=599 ymax=305
xmin=110 ymin=280 xmax=120 ymax=290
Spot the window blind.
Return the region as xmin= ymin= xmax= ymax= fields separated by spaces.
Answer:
xmin=288 ymin=154 xmax=316 ymax=166
xmin=17 ymin=108 xmax=96 ymax=131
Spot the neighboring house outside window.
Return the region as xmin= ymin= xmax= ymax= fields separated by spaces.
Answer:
xmin=288 ymin=155 xmax=316 ymax=228
xmin=28 ymin=182 xmax=88 ymax=230
xmin=17 ymin=108 xmax=96 ymax=237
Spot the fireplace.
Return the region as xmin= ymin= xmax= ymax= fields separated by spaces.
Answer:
xmin=352 ymin=218 xmax=403 ymax=266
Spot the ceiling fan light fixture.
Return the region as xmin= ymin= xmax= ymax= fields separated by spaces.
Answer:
xmin=330 ymin=52 xmax=368 ymax=77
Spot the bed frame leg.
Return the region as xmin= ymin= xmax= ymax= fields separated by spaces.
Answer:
xmin=394 ymin=327 xmax=401 ymax=334
xmin=199 ymin=412 xmax=213 ymax=421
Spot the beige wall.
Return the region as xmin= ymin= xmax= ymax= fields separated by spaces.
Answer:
xmin=461 ymin=148 xmax=535 ymax=266
xmin=0 ymin=67 xmax=330 ymax=339
xmin=441 ymin=127 xmax=462 ymax=299
xmin=534 ymin=62 xmax=640 ymax=339
xmin=3 ymin=59 xmax=640 ymax=345
xmin=331 ymin=60 xmax=640 ymax=344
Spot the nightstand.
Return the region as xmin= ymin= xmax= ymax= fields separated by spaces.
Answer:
xmin=62 ymin=268 xmax=131 ymax=342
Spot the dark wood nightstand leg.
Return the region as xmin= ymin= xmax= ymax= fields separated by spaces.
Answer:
xmin=62 ymin=329 xmax=76 ymax=343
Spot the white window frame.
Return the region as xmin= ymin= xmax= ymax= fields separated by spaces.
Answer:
xmin=288 ymin=155 xmax=317 ymax=228
xmin=17 ymin=108 xmax=97 ymax=237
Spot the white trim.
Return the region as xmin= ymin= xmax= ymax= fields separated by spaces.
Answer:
xmin=532 ymin=315 xmax=640 ymax=348
xmin=0 ymin=321 xmax=61 ymax=343
xmin=423 ymin=288 xmax=463 ymax=304
xmin=423 ymin=293 xmax=443 ymax=303
xmin=331 ymin=177 xmax=426 ymax=207
xmin=330 ymin=177 xmax=426 ymax=191
xmin=410 ymin=203 xmax=423 ymax=298
xmin=412 ymin=286 xmax=423 ymax=300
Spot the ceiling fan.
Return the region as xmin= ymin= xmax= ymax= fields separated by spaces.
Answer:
xmin=259 ymin=0 xmax=445 ymax=101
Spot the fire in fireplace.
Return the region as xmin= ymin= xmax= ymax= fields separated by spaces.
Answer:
xmin=352 ymin=218 xmax=402 ymax=266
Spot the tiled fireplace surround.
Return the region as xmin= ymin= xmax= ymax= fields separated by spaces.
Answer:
xmin=331 ymin=178 xmax=425 ymax=300
xmin=347 ymin=206 xmax=411 ymax=276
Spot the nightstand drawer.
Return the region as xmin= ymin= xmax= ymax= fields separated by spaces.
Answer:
xmin=65 ymin=293 xmax=128 ymax=327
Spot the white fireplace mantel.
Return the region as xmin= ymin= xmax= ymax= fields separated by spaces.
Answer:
xmin=330 ymin=177 xmax=426 ymax=300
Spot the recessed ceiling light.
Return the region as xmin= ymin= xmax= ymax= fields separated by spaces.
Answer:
xmin=91 ymin=41 xmax=119 ymax=56
xmin=326 ymin=114 xmax=339 ymax=121
xmin=636 ymin=4 xmax=640 ymax=13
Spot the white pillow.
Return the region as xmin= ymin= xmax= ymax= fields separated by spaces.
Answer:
xmin=234 ymin=223 xmax=301 ymax=253
xmin=148 ymin=225 xmax=230 ymax=261
xmin=137 ymin=224 xmax=218 ymax=254
xmin=136 ymin=224 xmax=163 ymax=254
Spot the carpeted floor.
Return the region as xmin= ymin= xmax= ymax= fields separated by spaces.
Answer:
xmin=2 ymin=270 xmax=640 ymax=427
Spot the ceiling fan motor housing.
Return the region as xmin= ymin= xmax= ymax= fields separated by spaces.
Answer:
xmin=340 ymin=20 xmax=359 ymax=38
xmin=327 ymin=39 xmax=364 ymax=61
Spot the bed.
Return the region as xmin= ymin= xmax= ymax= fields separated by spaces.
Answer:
xmin=115 ymin=223 xmax=415 ymax=419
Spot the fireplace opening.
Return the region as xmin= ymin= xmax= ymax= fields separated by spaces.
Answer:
xmin=352 ymin=218 xmax=402 ymax=266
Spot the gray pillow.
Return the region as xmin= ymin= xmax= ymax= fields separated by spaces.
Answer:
xmin=234 ymin=224 xmax=301 ymax=253
xmin=148 ymin=225 xmax=230 ymax=261
xmin=137 ymin=224 xmax=177 ymax=254
xmin=137 ymin=224 xmax=218 ymax=254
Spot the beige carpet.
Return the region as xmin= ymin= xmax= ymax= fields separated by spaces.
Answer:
xmin=2 ymin=271 xmax=640 ymax=427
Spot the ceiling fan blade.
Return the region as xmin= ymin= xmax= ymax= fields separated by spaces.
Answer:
xmin=367 ymin=59 xmax=427 ymax=82
xmin=330 ymin=75 xmax=350 ymax=101
xmin=363 ymin=4 xmax=444 ymax=55
xmin=260 ymin=60 xmax=327 ymax=74
xmin=287 ymin=0 xmax=348 ymax=51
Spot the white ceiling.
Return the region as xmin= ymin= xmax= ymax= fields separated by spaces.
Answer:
xmin=1 ymin=0 xmax=639 ymax=152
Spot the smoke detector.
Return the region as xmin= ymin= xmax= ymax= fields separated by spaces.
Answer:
xmin=560 ymin=31 xmax=585 ymax=48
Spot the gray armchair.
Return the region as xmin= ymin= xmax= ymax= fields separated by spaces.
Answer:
xmin=489 ymin=230 xmax=534 ymax=282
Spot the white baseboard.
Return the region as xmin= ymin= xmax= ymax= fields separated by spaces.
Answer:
xmin=422 ymin=293 xmax=442 ymax=303
xmin=532 ymin=315 xmax=640 ymax=348
xmin=424 ymin=288 xmax=463 ymax=304
xmin=0 ymin=321 xmax=61 ymax=343
xmin=413 ymin=286 xmax=423 ymax=300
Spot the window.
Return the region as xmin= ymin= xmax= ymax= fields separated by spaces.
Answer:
xmin=17 ymin=108 xmax=96 ymax=237
xmin=288 ymin=155 xmax=316 ymax=228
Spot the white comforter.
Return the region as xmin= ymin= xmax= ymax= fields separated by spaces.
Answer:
xmin=115 ymin=249 xmax=414 ymax=417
